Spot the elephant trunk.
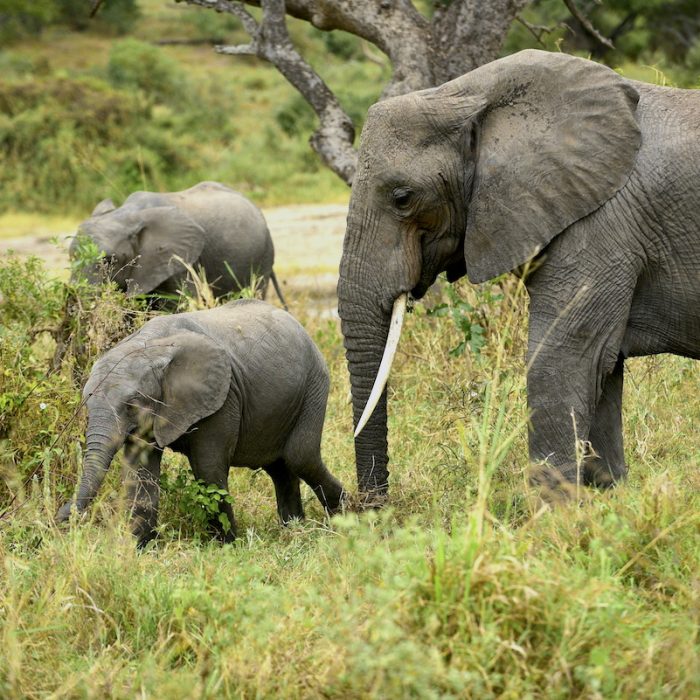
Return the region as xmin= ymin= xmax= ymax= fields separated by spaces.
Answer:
xmin=354 ymin=294 xmax=407 ymax=438
xmin=338 ymin=266 xmax=394 ymax=504
xmin=56 ymin=404 xmax=123 ymax=522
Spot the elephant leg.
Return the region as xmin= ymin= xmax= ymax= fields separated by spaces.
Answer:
xmin=526 ymin=266 xmax=635 ymax=493
xmin=586 ymin=355 xmax=628 ymax=488
xmin=188 ymin=445 xmax=237 ymax=543
xmin=283 ymin=448 xmax=345 ymax=515
xmin=283 ymin=400 xmax=345 ymax=514
xmin=123 ymin=436 xmax=163 ymax=548
xmin=265 ymin=458 xmax=305 ymax=524
xmin=290 ymin=458 xmax=345 ymax=515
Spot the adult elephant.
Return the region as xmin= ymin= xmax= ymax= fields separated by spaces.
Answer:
xmin=72 ymin=181 xmax=287 ymax=307
xmin=338 ymin=49 xmax=700 ymax=501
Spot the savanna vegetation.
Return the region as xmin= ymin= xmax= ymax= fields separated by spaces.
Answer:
xmin=1 ymin=1 xmax=699 ymax=697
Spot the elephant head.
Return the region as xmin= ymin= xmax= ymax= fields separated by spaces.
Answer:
xmin=71 ymin=203 xmax=205 ymax=295
xmin=56 ymin=329 xmax=231 ymax=521
xmin=337 ymin=49 xmax=641 ymax=500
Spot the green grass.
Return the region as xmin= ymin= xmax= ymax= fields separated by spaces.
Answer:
xmin=1 ymin=265 xmax=698 ymax=698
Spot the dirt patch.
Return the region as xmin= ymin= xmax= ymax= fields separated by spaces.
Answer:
xmin=0 ymin=202 xmax=349 ymax=315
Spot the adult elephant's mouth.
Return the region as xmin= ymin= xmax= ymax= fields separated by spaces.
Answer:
xmin=411 ymin=269 xmax=440 ymax=299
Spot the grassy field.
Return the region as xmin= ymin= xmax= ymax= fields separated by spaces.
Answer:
xmin=1 ymin=3 xmax=699 ymax=698
xmin=0 ymin=263 xmax=698 ymax=698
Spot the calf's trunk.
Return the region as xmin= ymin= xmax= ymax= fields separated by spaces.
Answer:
xmin=56 ymin=405 xmax=122 ymax=522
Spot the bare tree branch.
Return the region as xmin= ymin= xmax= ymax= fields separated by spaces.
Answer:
xmin=177 ymin=0 xmax=536 ymax=184
xmin=562 ymin=0 xmax=615 ymax=51
xmin=90 ymin=0 xmax=106 ymax=18
xmin=515 ymin=15 xmax=557 ymax=46
xmin=182 ymin=0 xmax=357 ymax=184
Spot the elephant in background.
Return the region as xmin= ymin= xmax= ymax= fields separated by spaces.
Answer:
xmin=56 ymin=300 xmax=344 ymax=546
xmin=71 ymin=181 xmax=287 ymax=307
xmin=338 ymin=49 xmax=700 ymax=500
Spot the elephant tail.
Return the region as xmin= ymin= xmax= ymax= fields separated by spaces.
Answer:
xmin=270 ymin=269 xmax=288 ymax=311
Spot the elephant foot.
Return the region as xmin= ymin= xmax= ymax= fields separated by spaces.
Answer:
xmin=356 ymin=488 xmax=389 ymax=511
xmin=208 ymin=511 xmax=237 ymax=544
xmin=323 ymin=487 xmax=349 ymax=517
xmin=528 ymin=463 xmax=581 ymax=505
xmin=356 ymin=469 xmax=389 ymax=511
xmin=583 ymin=458 xmax=628 ymax=490
xmin=55 ymin=500 xmax=86 ymax=524
xmin=136 ymin=530 xmax=158 ymax=550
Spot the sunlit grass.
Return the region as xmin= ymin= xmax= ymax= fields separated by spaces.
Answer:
xmin=0 ymin=212 xmax=79 ymax=241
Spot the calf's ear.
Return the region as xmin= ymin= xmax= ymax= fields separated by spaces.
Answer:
xmin=92 ymin=198 xmax=116 ymax=217
xmin=125 ymin=206 xmax=205 ymax=295
xmin=148 ymin=331 xmax=232 ymax=447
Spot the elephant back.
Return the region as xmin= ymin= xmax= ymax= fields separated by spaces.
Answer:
xmin=176 ymin=183 xmax=274 ymax=294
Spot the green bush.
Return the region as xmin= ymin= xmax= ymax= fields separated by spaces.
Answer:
xmin=0 ymin=64 xmax=241 ymax=212
xmin=0 ymin=0 xmax=57 ymax=43
xmin=56 ymin=0 xmax=140 ymax=34
xmin=0 ymin=256 xmax=149 ymax=508
xmin=107 ymin=38 xmax=187 ymax=104
xmin=0 ymin=0 xmax=139 ymax=43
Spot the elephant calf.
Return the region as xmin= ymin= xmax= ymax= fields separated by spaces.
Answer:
xmin=57 ymin=300 xmax=344 ymax=546
xmin=71 ymin=181 xmax=287 ymax=307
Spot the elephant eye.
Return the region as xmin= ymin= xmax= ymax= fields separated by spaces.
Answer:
xmin=392 ymin=187 xmax=413 ymax=208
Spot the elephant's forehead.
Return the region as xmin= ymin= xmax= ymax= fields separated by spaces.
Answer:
xmin=80 ymin=219 xmax=121 ymax=242
xmin=363 ymin=97 xmax=425 ymax=145
xmin=359 ymin=97 xmax=434 ymax=177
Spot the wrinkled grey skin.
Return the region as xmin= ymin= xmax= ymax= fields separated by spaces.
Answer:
xmin=56 ymin=300 xmax=344 ymax=546
xmin=338 ymin=49 xmax=700 ymax=499
xmin=72 ymin=181 xmax=287 ymax=307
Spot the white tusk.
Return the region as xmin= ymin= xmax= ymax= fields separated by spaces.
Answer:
xmin=354 ymin=293 xmax=407 ymax=438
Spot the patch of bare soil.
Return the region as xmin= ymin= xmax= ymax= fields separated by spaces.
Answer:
xmin=0 ymin=203 xmax=349 ymax=315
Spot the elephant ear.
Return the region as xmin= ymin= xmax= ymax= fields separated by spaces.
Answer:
xmin=149 ymin=331 xmax=232 ymax=447
xmin=125 ymin=206 xmax=205 ymax=295
xmin=433 ymin=50 xmax=641 ymax=283
xmin=91 ymin=198 xmax=116 ymax=217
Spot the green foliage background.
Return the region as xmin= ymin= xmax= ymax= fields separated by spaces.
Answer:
xmin=0 ymin=2 xmax=387 ymax=213
xmin=1 ymin=0 xmax=699 ymax=215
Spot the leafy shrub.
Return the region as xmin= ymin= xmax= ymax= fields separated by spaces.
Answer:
xmin=56 ymin=0 xmax=140 ymax=34
xmin=0 ymin=255 xmax=148 ymax=510
xmin=107 ymin=38 xmax=187 ymax=105
xmin=322 ymin=31 xmax=362 ymax=60
xmin=0 ymin=70 xmax=236 ymax=212
xmin=181 ymin=4 xmax=241 ymax=39
xmin=0 ymin=0 xmax=57 ymax=44
xmin=0 ymin=0 xmax=139 ymax=43
xmin=427 ymin=278 xmax=504 ymax=356
xmin=159 ymin=464 xmax=234 ymax=538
